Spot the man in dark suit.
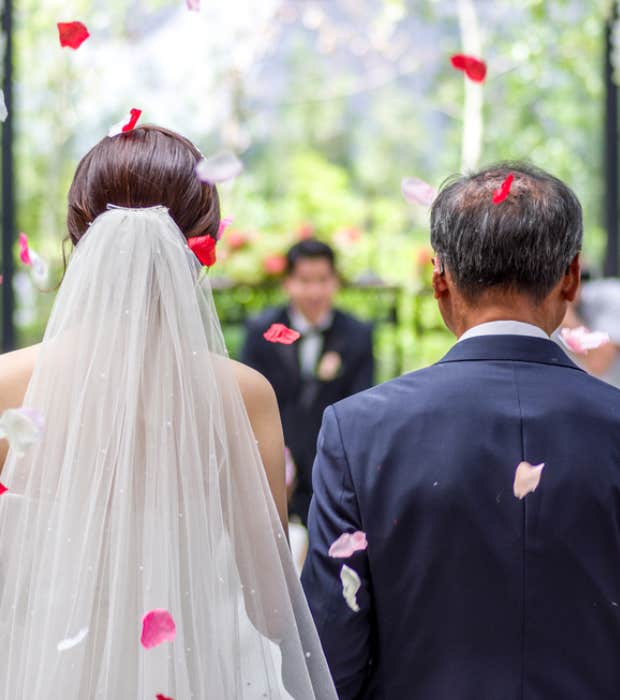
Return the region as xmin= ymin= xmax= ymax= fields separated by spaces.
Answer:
xmin=241 ymin=239 xmax=374 ymax=524
xmin=302 ymin=164 xmax=620 ymax=698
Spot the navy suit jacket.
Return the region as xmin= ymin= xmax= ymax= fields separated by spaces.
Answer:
xmin=302 ymin=335 xmax=620 ymax=699
xmin=240 ymin=306 xmax=374 ymax=522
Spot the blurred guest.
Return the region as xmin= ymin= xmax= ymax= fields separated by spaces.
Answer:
xmin=241 ymin=239 xmax=374 ymax=524
xmin=560 ymin=275 xmax=620 ymax=387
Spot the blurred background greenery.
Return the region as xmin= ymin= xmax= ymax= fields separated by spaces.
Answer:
xmin=4 ymin=0 xmax=614 ymax=381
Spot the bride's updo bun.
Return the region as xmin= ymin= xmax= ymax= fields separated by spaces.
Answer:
xmin=67 ymin=125 xmax=220 ymax=245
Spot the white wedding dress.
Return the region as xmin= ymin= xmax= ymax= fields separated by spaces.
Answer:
xmin=0 ymin=207 xmax=337 ymax=699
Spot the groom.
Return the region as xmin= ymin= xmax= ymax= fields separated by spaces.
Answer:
xmin=302 ymin=164 xmax=620 ymax=699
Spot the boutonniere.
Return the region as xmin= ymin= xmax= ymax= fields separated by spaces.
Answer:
xmin=317 ymin=351 xmax=342 ymax=382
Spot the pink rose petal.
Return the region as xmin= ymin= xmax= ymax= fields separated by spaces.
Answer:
xmin=513 ymin=461 xmax=545 ymax=500
xmin=329 ymin=531 xmax=368 ymax=558
xmin=217 ymin=216 xmax=233 ymax=240
xmin=401 ymin=177 xmax=438 ymax=207
xmin=185 ymin=0 xmax=200 ymax=10
xmin=141 ymin=609 xmax=176 ymax=649
xmin=0 ymin=483 xmax=7 ymax=496
xmin=18 ymin=232 xmax=32 ymax=266
xmin=560 ymin=326 xmax=610 ymax=355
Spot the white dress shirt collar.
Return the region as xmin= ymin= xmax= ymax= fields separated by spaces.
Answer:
xmin=458 ymin=320 xmax=549 ymax=343
xmin=288 ymin=307 xmax=333 ymax=334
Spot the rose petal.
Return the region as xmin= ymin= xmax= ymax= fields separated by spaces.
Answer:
xmin=156 ymin=695 xmax=174 ymax=700
xmin=141 ymin=609 xmax=176 ymax=649
xmin=0 ymin=483 xmax=7 ymax=496
xmin=18 ymin=232 xmax=32 ymax=266
xmin=57 ymin=626 xmax=89 ymax=651
xmin=217 ymin=216 xmax=234 ymax=241
xmin=0 ymin=90 xmax=7 ymax=123
xmin=340 ymin=564 xmax=361 ymax=612
xmin=0 ymin=407 xmax=45 ymax=458
xmin=263 ymin=323 xmax=300 ymax=345
xmin=196 ymin=152 xmax=244 ymax=184
xmin=29 ymin=250 xmax=49 ymax=286
xmin=513 ymin=461 xmax=545 ymax=500
xmin=560 ymin=326 xmax=610 ymax=355
xmin=186 ymin=0 xmax=200 ymax=10
xmin=492 ymin=173 xmax=515 ymax=205
xmin=284 ymin=447 xmax=296 ymax=488
xmin=450 ymin=54 xmax=487 ymax=82
xmin=108 ymin=108 xmax=142 ymax=137
xmin=401 ymin=177 xmax=438 ymax=207
xmin=187 ymin=235 xmax=217 ymax=267
xmin=57 ymin=21 xmax=90 ymax=50
xmin=329 ymin=531 xmax=368 ymax=559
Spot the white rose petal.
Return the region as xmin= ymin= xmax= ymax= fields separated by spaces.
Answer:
xmin=0 ymin=407 xmax=45 ymax=458
xmin=196 ymin=152 xmax=244 ymax=184
xmin=57 ymin=626 xmax=89 ymax=652
xmin=513 ymin=461 xmax=545 ymax=500
xmin=340 ymin=564 xmax=361 ymax=612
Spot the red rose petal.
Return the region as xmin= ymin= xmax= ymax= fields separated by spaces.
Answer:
xmin=123 ymin=108 xmax=142 ymax=133
xmin=187 ymin=235 xmax=217 ymax=267
xmin=0 ymin=483 xmax=7 ymax=495
xmin=492 ymin=173 xmax=515 ymax=205
xmin=450 ymin=54 xmax=487 ymax=83
xmin=140 ymin=609 xmax=176 ymax=649
xmin=263 ymin=323 xmax=301 ymax=345
xmin=57 ymin=21 xmax=90 ymax=50
xmin=156 ymin=695 xmax=174 ymax=700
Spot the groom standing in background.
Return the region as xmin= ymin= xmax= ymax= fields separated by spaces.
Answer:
xmin=302 ymin=164 xmax=620 ymax=699
xmin=241 ymin=239 xmax=374 ymax=525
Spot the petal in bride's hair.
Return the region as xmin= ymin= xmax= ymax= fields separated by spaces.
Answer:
xmin=196 ymin=152 xmax=244 ymax=184
xmin=0 ymin=407 xmax=45 ymax=458
xmin=340 ymin=565 xmax=361 ymax=612
xmin=108 ymin=108 xmax=142 ymax=138
xmin=401 ymin=177 xmax=437 ymax=207
xmin=329 ymin=531 xmax=368 ymax=559
xmin=140 ymin=609 xmax=176 ymax=649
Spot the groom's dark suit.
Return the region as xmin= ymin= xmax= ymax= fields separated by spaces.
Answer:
xmin=302 ymin=334 xmax=620 ymax=699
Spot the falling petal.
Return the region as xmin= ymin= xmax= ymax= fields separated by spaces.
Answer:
xmin=492 ymin=174 xmax=515 ymax=205
xmin=0 ymin=407 xmax=45 ymax=458
xmin=185 ymin=0 xmax=200 ymax=10
xmin=57 ymin=21 xmax=90 ymax=50
xmin=560 ymin=326 xmax=610 ymax=355
xmin=513 ymin=461 xmax=545 ymax=500
xmin=401 ymin=177 xmax=438 ymax=207
xmin=57 ymin=626 xmax=89 ymax=652
xmin=196 ymin=152 xmax=244 ymax=184
xmin=0 ymin=90 xmax=7 ymax=123
xmin=217 ymin=216 xmax=234 ymax=240
xmin=0 ymin=483 xmax=7 ymax=496
xmin=108 ymin=108 xmax=142 ymax=137
xmin=141 ymin=609 xmax=176 ymax=649
xmin=263 ymin=323 xmax=300 ymax=345
xmin=29 ymin=250 xmax=49 ymax=286
xmin=450 ymin=54 xmax=487 ymax=82
xmin=340 ymin=564 xmax=361 ymax=612
xmin=329 ymin=531 xmax=368 ymax=559
xmin=156 ymin=694 xmax=174 ymax=700
xmin=284 ymin=447 xmax=296 ymax=488
xmin=18 ymin=232 xmax=32 ymax=266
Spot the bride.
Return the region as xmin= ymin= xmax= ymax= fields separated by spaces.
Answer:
xmin=0 ymin=125 xmax=337 ymax=699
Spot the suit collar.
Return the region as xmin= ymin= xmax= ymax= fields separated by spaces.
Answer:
xmin=437 ymin=334 xmax=584 ymax=372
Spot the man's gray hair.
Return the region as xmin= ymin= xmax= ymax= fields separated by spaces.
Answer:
xmin=430 ymin=162 xmax=583 ymax=301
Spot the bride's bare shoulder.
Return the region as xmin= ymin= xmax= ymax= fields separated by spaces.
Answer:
xmin=0 ymin=344 xmax=41 ymax=410
xmin=228 ymin=357 xmax=277 ymax=409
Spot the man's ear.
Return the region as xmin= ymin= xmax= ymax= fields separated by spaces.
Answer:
xmin=563 ymin=253 xmax=581 ymax=302
xmin=432 ymin=258 xmax=449 ymax=300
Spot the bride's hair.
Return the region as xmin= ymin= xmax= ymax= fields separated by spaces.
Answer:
xmin=66 ymin=125 xmax=220 ymax=245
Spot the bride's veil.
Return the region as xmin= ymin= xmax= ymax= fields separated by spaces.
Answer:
xmin=0 ymin=206 xmax=337 ymax=699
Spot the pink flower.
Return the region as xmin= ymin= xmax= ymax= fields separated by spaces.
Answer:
xmin=560 ymin=326 xmax=610 ymax=355
xmin=297 ymin=223 xmax=314 ymax=240
xmin=263 ymin=254 xmax=287 ymax=276
xmin=401 ymin=177 xmax=437 ymax=207
xmin=140 ymin=609 xmax=176 ymax=649
xmin=513 ymin=461 xmax=545 ymax=500
xmin=329 ymin=531 xmax=368 ymax=558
